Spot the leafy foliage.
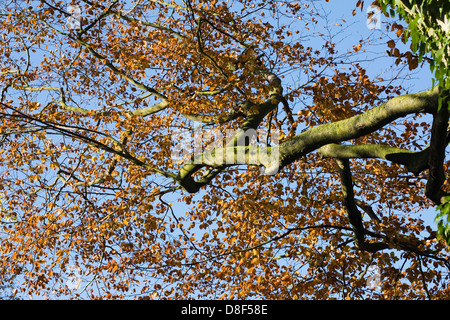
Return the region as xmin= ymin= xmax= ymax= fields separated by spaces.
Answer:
xmin=436 ymin=196 xmax=450 ymax=247
xmin=377 ymin=0 xmax=450 ymax=97
xmin=0 ymin=0 xmax=449 ymax=299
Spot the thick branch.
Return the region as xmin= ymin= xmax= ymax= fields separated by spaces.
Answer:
xmin=177 ymin=70 xmax=283 ymax=193
xmin=336 ymin=159 xmax=440 ymax=255
xmin=336 ymin=158 xmax=388 ymax=252
xmin=176 ymin=98 xmax=280 ymax=193
xmin=279 ymin=87 xmax=439 ymax=167
xmin=318 ymin=143 xmax=429 ymax=175
xmin=425 ymin=100 xmax=450 ymax=204
xmin=336 ymin=158 xmax=364 ymax=246
xmin=177 ymin=87 xmax=440 ymax=193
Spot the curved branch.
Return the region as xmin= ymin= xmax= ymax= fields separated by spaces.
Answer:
xmin=336 ymin=158 xmax=389 ymax=252
xmin=279 ymin=87 xmax=439 ymax=167
xmin=177 ymin=70 xmax=283 ymax=192
xmin=425 ymin=99 xmax=450 ymax=204
xmin=318 ymin=143 xmax=430 ymax=175
xmin=177 ymin=87 xmax=441 ymax=193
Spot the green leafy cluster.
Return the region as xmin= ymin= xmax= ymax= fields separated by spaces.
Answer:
xmin=379 ymin=0 xmax=450 ymax=102
xmin=436 ymin=197 xmax=450 ymax=247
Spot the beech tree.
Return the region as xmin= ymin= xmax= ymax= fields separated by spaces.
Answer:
xmin=0 ymin=0 xmax=449 ymax=299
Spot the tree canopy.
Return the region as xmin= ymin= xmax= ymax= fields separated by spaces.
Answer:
xmin=0 ymin=0 xmax=449 ymax=299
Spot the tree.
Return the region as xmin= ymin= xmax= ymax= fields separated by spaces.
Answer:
xmin=0 ymin=0 xmax=449 ymax=299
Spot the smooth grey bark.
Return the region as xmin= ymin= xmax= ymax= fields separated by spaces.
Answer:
xmin=177 ymin=87 xmax=442 ymax=193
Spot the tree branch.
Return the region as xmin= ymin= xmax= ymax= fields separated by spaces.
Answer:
xmin=177 ymin=68 xmax=283 ymax=192
xmin=425 ymin=98 xmax=450 ymax=205
xmin=318 ymin=143 xmax=430 ymax=175
xmin=279 ymin=87 xmax=439 ymax=167
xmin=336 ymin=158 xmax=389 ymax=252
xmin=177 ymin=87 xmax=441 ymax=193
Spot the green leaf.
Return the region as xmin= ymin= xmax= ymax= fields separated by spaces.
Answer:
xmin=435 ymin=197 xmax=450 ymax=246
